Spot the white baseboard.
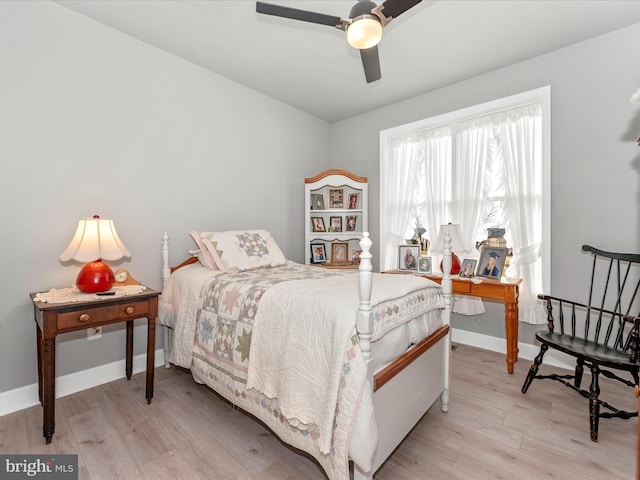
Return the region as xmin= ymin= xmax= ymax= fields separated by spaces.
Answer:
xmin=0 ymin=349 xmax=165 ymax=417
xmin=451 ymin=328 xmax=574 ymax=371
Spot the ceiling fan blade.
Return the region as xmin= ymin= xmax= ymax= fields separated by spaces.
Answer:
xmin=379 ymin=0 xmax=422 ymax=20
xmin=360 ymin=46 xmax=381 ymax=83
xmin=256 ymin=2 xmax=343 ymax=27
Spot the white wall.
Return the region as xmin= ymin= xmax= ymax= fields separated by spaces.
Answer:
xmin=330 ymin=22 xmax=640 ymax=343
xmin=0 ymin=1 xmax=331 ymax=396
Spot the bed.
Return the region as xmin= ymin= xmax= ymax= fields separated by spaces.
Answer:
xmin=159 ymin=229 xmax=452 ymax=480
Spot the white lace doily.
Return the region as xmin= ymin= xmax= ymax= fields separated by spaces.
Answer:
xmin=34 ymin=285 xmax=147 ymax=303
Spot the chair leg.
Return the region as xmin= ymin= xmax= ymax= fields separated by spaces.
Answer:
xmin=575 ymin=357 xmax=584 ymax=388
xmin=522 ymin=344 xmax=548 ymax=393
xmin=589 ymin=364 xmax=601 ymax=442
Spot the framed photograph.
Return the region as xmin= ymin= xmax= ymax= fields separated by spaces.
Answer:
xmin=398 ymin=245 xmax=420 ymax=271
xmin=331 ymin=242 xmax=349 ymax=263
xmin=345 ymin=215 xmax=357 ymax=232
xmin=459 ymin=258 xmax=477 ymax=278
xmin=329 ymin=216 xmax=342 ymax=232
xmin=311 ymin=216 xmax=326 ymax=232
xmin=329 ymin=188 xmax=344 ymax=209
xmin=310 ymin=243 xmax=327 ymax=264
xmin=347 ymin=193 xmax=359 ymax=209
xmin=311 ymin=193 xmax=324 ymax=210
xmin=417 ymin=256 xmax=432 ymax=274
xmin=477 ymin=247 xmax=507 ymax=279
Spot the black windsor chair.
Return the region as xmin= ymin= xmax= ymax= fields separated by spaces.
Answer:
xmin=522 ymin=245 xmax=640 ymax=441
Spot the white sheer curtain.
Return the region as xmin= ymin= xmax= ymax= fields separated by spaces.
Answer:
xmin=452 ymin=118 xmax=492 ymax=254
xmin=422 ymin=126 xmax=452 ymax=245
xmin=381 ymin=133 xmax=423 ymax=271
xmin=499 ymin=104 xmax=544 ymax=324
xmin=418 ymin=126 xmax=487 ymax=315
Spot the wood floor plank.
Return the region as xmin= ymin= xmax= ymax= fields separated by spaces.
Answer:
xmin=0 ymin=410 xmax=30 ymax=453
xmin=140 ymin=449 xmax=204 ymax=480
xmin=1 ymin=343 xmax=636 ymax=479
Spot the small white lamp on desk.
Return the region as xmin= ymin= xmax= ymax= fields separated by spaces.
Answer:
xmin=430 ymin=223 xmax=467 ymax=275
xmin=59 ymin=215 xmax=131 ymax=293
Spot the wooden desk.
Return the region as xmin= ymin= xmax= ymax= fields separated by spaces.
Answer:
xmin=384 ymin=271 xmax=522 ymax=374
xmin=425 ymin=274 xmax=521 ymax=374
xmin=31 ymin=288 xmax=160 ymax=443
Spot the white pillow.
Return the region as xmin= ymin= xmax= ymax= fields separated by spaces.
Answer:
xmin=200 ymin=230 xmax=286 ymax=273
xmin=189 ymin=231 xmax=218 ymax=269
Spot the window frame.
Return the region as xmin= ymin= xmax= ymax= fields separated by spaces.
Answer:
xmin=380 ymin=86 xmax=551 ymax=293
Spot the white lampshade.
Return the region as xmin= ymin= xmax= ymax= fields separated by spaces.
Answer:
xmin=60 ymin=216 xmax=130 ymax=262
xmin=430 ymin=223 xmax=468 ymax=255
xmin=347 ymin=15 xmax=382 ymax=49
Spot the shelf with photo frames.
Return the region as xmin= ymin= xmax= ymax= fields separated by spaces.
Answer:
xmin=305 ymin=169 xmax=368 ymax=268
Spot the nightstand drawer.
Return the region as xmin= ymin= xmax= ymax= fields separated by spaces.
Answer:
xmin=57 ymin=300 xmax=150 ymax=330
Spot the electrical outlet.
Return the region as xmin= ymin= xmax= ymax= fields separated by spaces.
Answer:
xmin=87 ymin=326 xmax=102 ymax=340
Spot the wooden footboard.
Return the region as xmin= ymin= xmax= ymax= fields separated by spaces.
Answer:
xmin=361 ymin=335 xmax=449 ymax=479
xmin=354 ymin=232 xmax=451 ymax=480
xmin=374 ymin=325 xmax=449 ymax=391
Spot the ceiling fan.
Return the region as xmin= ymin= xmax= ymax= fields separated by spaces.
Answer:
xmin=256 ymin=0 xmax=422 ymax=83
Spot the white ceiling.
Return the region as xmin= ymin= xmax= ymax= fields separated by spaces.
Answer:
xmin=55 ymin=0 xmax=640 ymax=122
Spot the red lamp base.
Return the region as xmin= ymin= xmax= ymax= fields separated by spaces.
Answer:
xmin=76 ymin=259 xmax=115 ymax=293
xmin=440 ymin=254 xmax=462 ymax=275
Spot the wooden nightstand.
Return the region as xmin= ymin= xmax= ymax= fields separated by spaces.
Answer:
xmin=31 ymin=288 xmax=160 ymax=444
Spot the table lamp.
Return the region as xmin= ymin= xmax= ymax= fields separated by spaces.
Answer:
xmin=59 ymin=215 xmax=131 ymax=293
xmin=430 ymin=223 xmax=466 ymax=275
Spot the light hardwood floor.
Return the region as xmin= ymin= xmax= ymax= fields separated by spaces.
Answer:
xmin=1 ymin=344 xmax=637 ymax=479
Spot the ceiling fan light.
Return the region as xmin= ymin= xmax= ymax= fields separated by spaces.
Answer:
xmin=347 ymin=15 xmax=382 ymax=49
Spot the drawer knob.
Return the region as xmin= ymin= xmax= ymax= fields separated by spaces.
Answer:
xmin=125 ymin=306 xmax=135 ymax=315
xmin=79 ymin=313 xmax=90 ymax=322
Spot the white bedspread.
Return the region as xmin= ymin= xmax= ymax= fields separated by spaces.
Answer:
xmin=246 ymin=272 xmax=443 ymax=455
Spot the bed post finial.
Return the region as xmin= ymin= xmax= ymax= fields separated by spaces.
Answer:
xmin=357 ymin=233 xmax=373 ymax=362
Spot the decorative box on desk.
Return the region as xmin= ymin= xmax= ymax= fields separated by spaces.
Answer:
xmin=30 ymin=286 xmax=160 ymax=443
xmin=384 ymin=270 xmax=522 ymax=374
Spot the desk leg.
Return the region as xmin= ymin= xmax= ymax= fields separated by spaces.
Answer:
xmin=146 ymin=317 xmax=155 ymax=404
xmin=36 ymin=325 xmax=43 ymax=405
xmin=42 ymin=337 xmax=56 ymax=444
xmin=126 ymin=320 xmax=133 ymax=380
xmin=505 ymin=300 xmax=519 ymax=374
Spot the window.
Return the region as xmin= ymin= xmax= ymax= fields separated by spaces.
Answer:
xmin=380 ymin=87 xmax=550 ymax=324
